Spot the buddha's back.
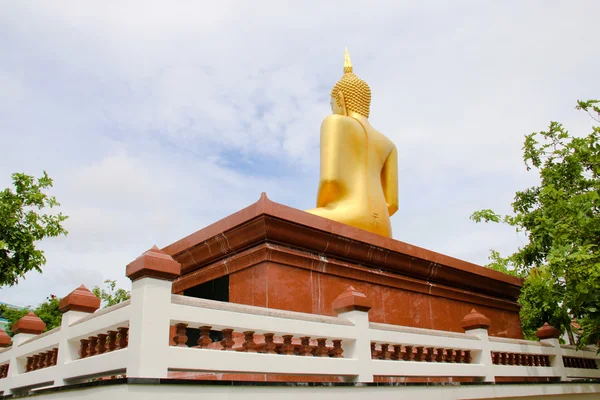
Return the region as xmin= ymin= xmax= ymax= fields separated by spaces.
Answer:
xmin=307 ymin=114 xmax=395 ymax=237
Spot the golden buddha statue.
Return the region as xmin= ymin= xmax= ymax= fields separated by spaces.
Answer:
xmin=307 ymin=49 xmax=398 ymax=237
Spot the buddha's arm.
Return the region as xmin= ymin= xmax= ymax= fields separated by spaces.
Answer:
xmin=316 ymin=116 xmax=348 ymax=207
xmin=381 ymin=145 xmax=399 ymax=216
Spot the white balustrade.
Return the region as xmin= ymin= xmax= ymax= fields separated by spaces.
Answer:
xmin=0 ymin=274 xmax=598 ymax=397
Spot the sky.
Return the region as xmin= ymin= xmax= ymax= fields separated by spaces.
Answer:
xmin=1 ymin=1 xmax=599 ymax=307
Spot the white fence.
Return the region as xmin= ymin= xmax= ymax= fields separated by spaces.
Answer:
xmin=0 ymin=274 xmax=598 ymax=396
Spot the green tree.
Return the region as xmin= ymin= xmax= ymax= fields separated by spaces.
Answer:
xmin=0 ymin=295 xmax=62 ymax=336
xmin=0 ymin=171 xmax=68 ymax=287
xmin=471 ymin=100 xmax=600 ymax=347
xmin=92 ymin=280 xmax=131 ymax=308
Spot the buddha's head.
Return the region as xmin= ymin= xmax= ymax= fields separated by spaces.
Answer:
xmin=330 ymin=48 xmax=371 ymax=118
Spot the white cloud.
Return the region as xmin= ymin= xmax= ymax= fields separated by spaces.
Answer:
xmin=1 ymin=1 xmax=599 ymax=306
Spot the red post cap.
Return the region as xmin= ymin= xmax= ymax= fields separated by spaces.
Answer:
xmin=536 ymin=322 xmax=561 ymax=340
xmin=12 ymin=312 xmax=46 ymax=335
xmin=126 ymin=245 xmax=181 ymax=282
xmin=0 ymin=328 xmax=11 ymax=347
xmin=332 ymin=286 xmax=372 ymax=314
xmin=460 ymin=309 xmax=491 ymax=331
xmin=59 ymin=284 xmax=101 ymax=313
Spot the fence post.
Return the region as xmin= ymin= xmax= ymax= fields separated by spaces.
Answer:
xmin=461 ymin=309 xmax=494 ymax=382
xmin=125 ymin=245 xmax=180 ymax=378
xmin=0 ymin=329 xmax=10 ymax=349
xmin=536 ymin=323 xmax=568 ymax=381
xmin=0 ymin=328 xmax=12 ymax=393
xmin=7 ymin=313 xmax=45 ymax=393
xmin=332 ymin=286 xmax=373 ymax=383
xmin=54 ymin=285 xmax=101 ymax=386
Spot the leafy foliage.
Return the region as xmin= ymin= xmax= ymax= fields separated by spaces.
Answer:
xmin=0 ymin=280 xmax=131 ymax=337
xmin=471 ymin=99 xmax=600 ymax=347
xmin=92 ymin=280 xmax=131 ymax=308
xmin=0 ymin=295 xmax=62 ymax=337
xmin=0 ymin=172 xmax=68 ymax=287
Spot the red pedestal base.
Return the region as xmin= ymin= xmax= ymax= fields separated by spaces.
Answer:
xmin=164 ymin=193 xmax=523 ymax=339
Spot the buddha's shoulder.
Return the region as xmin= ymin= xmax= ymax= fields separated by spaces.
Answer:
xmin=321 ymin=114 xmax=362 ymax=131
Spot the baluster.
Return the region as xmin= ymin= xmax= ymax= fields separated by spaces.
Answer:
xmin=533 ymin=355 xmax=540 ymax=366
xmin=540 ymin=355 xmax=546 ymax=367
xmin=415 ymin=346 xmax=425 ymax=362
xmin=196 ymin=326 xmax=212 ymax=349
xmin=435 ymin=348 xmax=444 ymax=362
xmin=40 ymin=352 xmax=48 ymax=369
xmin=464 ymin=350 xmax=472 ymax=364
xmin=26 ymin=356 xmax=33 ymax=372
xmin=52 ymin=348 xmax=59 ymax=365
xmin=425 ymin=347 xmax=434 ymax=362
xmin=117 ymin=327 xmax=129 ymax=349
xmin=379 ymin=343 xmax=391 ymax=360
xmin=220 ymin=329 xmax=235 ymax=351
xmin=371 ymin=342 xmax=378 ymax=359
xmin=403 ymin=346 xmax=414 ymax=361
xmin=391 ymin=344 xmax=402 ymax=361
xmin=80 ymin=339 xmax=89 ymax=358
xmin=107 ymin=330 xmax=118 ymax=352
xmin=173 ymin=323 xmax=188 ymax=347
xmin=454 ymin=349 xmax=462 ymax=363
xmin=445 ymin=348 xmax=454 ymax=363
xmin=314 ymin=338 xmax=328 ymax=357
xmin=331 ymin=340 xmax=344 ymax=358
xmin=97 ymin=334 xmax=108 ymax=354
xmin=263 ymin=333 xmax=277 ymax=354
xmin=280 ymin=335 xmax=295 ymax=355
xmin=45 ymin=350 xmax=53 ymax=367
xmin=500 ymin=352 xmax=508 ymax=365
xmin=117 ymin=326 xmax=129 ymax=349
xmin=298 ymin=336 xmax=312 ymax=356
xmin=507 ymin=353 xmax=514 ymax=365
xmin=88 ymin=336 xmax=98 ymax=357
xmin=514 ymin=354 xmax=521 ymax=366
xmin=32 ymin=354 xmax=40 ymax=370
xmin=242 ymin=331 xmax=257 ymax=353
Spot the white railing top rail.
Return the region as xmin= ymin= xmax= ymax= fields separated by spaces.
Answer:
xmin=20 ymin=328 xmax=61 ymax=347
xmin=370 ymin=322 xmax=481 ymax=341
xmin=489 ymin=336 xmax=553 ymax=347
xmin=171 ymin=295 xmax=352 ymax=326
xmin=70 ymin=300 xmax=131 ymax=327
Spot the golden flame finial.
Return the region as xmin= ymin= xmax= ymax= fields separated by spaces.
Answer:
xmin=344 ymin=47 xmax=353 ymax=74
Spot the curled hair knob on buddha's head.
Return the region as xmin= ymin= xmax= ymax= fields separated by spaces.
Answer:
xmin=331 ymin=48 xmax=372 ymax=118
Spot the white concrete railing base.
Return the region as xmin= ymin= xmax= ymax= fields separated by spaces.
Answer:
xmin=4 ymin=380 xmax=599 ymax=400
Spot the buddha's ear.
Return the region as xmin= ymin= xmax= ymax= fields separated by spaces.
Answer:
xmin=337 ymin=92 xmax=348 ymax=116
